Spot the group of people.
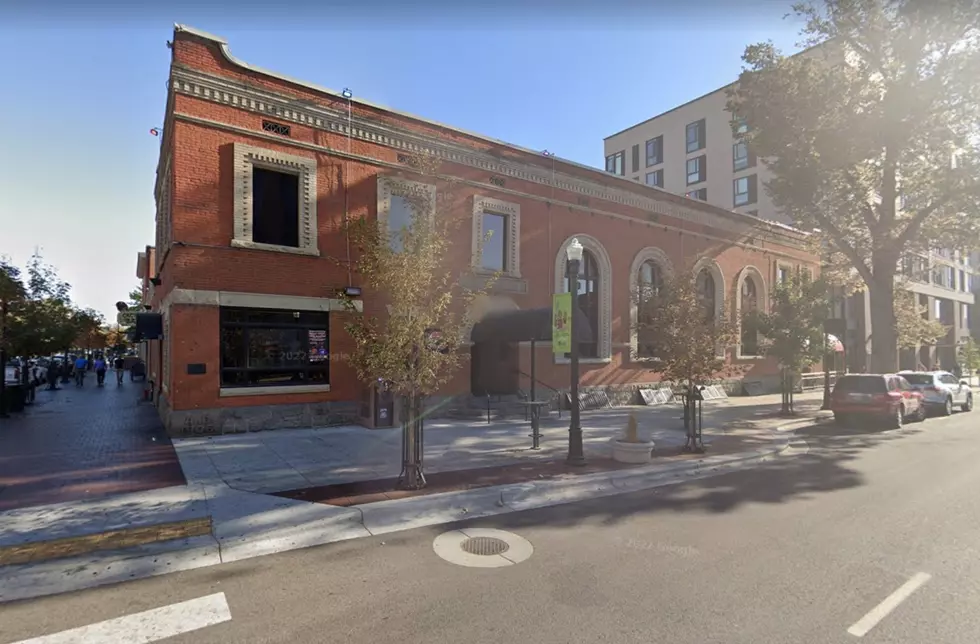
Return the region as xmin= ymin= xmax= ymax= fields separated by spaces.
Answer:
xmin=67 ymin=355 xmax=128 ymax=388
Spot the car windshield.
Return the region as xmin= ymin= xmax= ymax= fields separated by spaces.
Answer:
xmin=901 ymin=374 xmax=935 ymax=385
xmin=835 ymin=376 xmax=887 ymax=394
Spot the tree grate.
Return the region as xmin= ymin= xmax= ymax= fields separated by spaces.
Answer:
xmin=460 ymin=536 xmax=510 ymax=556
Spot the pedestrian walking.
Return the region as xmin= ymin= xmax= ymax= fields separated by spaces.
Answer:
xmin=113 ymin=355 xmax=125 ymax=385
xmin=73 ymin=355 xmax=87 ymax=387
xmin=94 ymin=356 xmax=107 ymax=387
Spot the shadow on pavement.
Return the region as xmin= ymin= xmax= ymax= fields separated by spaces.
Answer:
xmin=430 ymin=420 xmax=917 ymax=532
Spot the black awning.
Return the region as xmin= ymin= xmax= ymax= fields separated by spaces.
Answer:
xmin=470 ymin=307 xmax=593 ymax=344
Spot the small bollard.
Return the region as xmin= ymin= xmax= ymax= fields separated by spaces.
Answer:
xmin=528 ymin=403 xmax=543 ymax=450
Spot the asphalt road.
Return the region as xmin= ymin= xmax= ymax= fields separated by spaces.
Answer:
xmin=3 ymin=410 xmax=980 ymax=644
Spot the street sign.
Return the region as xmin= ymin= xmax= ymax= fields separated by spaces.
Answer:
xmin=117 ymin=310 xmax=137 ymax=326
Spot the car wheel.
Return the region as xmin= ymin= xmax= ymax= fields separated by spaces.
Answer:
xmin=962 ymin=394 xmax=973 ymax=413
xmin=890 ymin=406 xmax=904 ymax=430
xmin=943 ymin=397 xmax=954 ymax=416
xmin=915 ymin=404 xmax=927 ymax=422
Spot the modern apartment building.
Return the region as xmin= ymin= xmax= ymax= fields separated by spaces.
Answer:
xmin=603 ymin=46 xmax=977 ymax=372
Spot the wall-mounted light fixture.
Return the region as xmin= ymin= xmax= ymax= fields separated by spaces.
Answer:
xmin=342 ymin=286 xmax=363 ymax=297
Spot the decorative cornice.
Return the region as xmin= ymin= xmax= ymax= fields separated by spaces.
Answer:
xmin=169 ymin=67 xmax=810 ymax=251
xmin=175 ymin=110 xmax=813 ymax=265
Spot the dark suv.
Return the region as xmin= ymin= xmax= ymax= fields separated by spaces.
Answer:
xmin=831 ymin=373 xmax=925 ymax=429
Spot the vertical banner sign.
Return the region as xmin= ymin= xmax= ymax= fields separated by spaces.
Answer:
xmin=552 ymin=293 xmax=572 ymax=354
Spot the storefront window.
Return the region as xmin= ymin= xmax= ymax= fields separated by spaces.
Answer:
xmin=220 ymin=307 xmax=330 ymax=387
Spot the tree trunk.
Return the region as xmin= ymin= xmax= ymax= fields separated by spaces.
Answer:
xmin=868 ymin=272 xmax=898 ymax=374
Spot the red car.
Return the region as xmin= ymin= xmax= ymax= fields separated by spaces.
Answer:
xmin=831 ymin=373 xmax=926 ymax=429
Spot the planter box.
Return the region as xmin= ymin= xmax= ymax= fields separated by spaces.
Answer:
xmin=611 ymin=439 xmax=654 ymax=464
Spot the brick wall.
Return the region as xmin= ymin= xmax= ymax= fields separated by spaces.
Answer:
xmin=152 ymin=28 xmax=819 ymax=433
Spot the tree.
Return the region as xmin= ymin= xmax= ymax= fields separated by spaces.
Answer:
xmin=634 ymin=269 xmax=739 ymax=450
xmin=727 ymin=0 xmax=980 ymax=373
xmin=128 ymin=287 xmax=144 ymax=309
xmin=103 ymin=324 xmax=130 ymax=352
xmin=958 ymin=337 xmax=980 ymax=379
xmin=0 ymin=259 xmax=27 ymax=417
xmin=341 ymin=153 xmax=492 ymax=489
xmin=743 ymin=272 xmax=830 ymax=415
xmin=894 ymin=289 xmax=948 ymax=352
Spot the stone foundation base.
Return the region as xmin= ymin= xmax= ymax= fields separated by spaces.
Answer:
xmin=160 ymin=397 xmax=358 ymax=438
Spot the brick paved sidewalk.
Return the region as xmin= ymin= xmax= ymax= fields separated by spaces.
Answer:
xmin=0 ymin=381 xmax=186 ymax=511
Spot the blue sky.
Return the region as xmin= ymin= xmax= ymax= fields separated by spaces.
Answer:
xmin=0 ymin=4 xmax=803 ymax=322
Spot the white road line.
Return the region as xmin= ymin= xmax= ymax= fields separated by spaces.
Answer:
xmin=11 ymin=592 xmax=232 ymax=644
xmin=847 ymin=572 xmax=931 ymax=638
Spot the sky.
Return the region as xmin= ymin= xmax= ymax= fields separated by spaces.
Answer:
xmin=0 ymin=1 xmax=805 ymax=323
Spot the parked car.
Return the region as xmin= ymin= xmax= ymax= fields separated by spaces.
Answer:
xmin=897 ymin=370 xmax=973 ymax=416
xmin=831 ymin=373 xmax=926 ymax=429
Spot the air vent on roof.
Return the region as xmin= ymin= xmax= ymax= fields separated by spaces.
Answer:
xmin=262 ymin=120 xmax=291 ymax=137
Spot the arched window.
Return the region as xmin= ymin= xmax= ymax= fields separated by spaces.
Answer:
xmin=564 ymin=250 xmax=600 ymax=358
xmin=740 ymin=276 xmax=759 ymax=355
xmin=636 ymin=260 xmax=663 ymax=358
xmin=696 ymin=269 xmax=716 ymax=322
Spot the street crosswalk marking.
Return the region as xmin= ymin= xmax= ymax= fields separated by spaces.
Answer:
xmin=10 ymin=592 xmax=232 ymax=644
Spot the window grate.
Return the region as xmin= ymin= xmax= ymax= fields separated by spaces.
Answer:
xmin=262 ymin=120 xmax=291 ymax=137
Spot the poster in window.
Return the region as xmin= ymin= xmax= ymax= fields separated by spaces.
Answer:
xmin=308 ymin=329 xmax=328 ymax=362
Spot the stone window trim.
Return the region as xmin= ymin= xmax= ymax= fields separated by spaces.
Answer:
xmin=232 ymin=142 xmax=319 ymax=257
xmin=734 ymin=265 xmax=768 ymax=360
xmin=471 ymin=196 xmax=521 ymax=278
xmin=553 ymin=234 xmax=613 ymax=364
xmin=377 ymin=175 xmax=437 ymax=242
xmin=629 ymin=247 xmax=675 ymax=363
xmin=776 ymin=261 xmax=794 ymax=285
xmin=692 ymin=257 xmax=727 ymax=359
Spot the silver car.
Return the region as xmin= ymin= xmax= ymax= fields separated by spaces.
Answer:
xmin=897 ymin=371 xmax=973 ymax=416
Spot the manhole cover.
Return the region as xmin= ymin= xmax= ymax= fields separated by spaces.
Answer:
xmin=461 ymin=536 xmax=510 ymax=556
xmin=432 ymin=528 xmax=534 ymax=568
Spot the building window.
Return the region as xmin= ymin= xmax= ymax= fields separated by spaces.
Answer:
xmin=636 ymin=260 xmax=664 ymax=358
xmin=733 ymin=141 xmax=755 ymax=171
xmin=219 ymin=307 xmax=330 ymax=388
xmin=734 ymin=117 xmax=749 ymax=135
xmin=696 ymin=269 xmax=716 ymax=322
xmin=934 ymin=299 xmax=942 ymax=320
xmin=740 ymin=276 xmax=760 ymax=356
xmin=686 ymin=188 xmax=707 ymax=201
xmin=686 ymin=119 xmax=706 ymax=153
xmin=605 ymin=151 xmax=625 ymax=176
xmin=564 ymin=250 xmax=601 ymax=359
xmin=963 ymin=303 xmax=970 ymax=328
xmin=686 ymin=155 xmax=706 ymax=185
xmin=645 ymin=136 xmax=663 ymax=167
xmin=645 ymin=169 xmax=663 ymax=187
xmin=959 ymin=270 xmax=966 ymax=291
xmin=777 ymin=265 xmax=791 ymax=284
xmin=378 ymin=176 xmax=437 ymax=254
xmin=232 ymin=143 xmax=318 ymax=256
xmin=480 ymin=212 xmax=508 ymax=271
xmin=472 ymin=196 xmax=521 ymax=277
xmin=734 ymin=175 xmax=757 ymax=207
xmin=631 ymin=144 xmax=640 ymax=173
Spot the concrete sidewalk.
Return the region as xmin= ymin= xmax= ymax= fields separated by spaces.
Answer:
xmin=0 ymin=392 xmax=827 ymax=603
xmin=173 ymin=391 xmax=826 ymax=494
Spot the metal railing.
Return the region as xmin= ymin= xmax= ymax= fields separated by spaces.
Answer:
xmin=797 ymin=371 xmax=840 ymax=392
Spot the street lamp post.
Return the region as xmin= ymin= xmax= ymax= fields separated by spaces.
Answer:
xmin=565 ymin=238 xmax=586 ymax=467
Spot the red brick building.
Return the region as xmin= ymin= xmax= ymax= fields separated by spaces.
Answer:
xmin=144 ymin=24 xmax=820 ymax=435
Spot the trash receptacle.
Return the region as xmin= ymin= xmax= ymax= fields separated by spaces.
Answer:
xmin=374 ymin=384 xmax=395 ymax=428
xmin=3 ymin=384 xmax=26 ymax=413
